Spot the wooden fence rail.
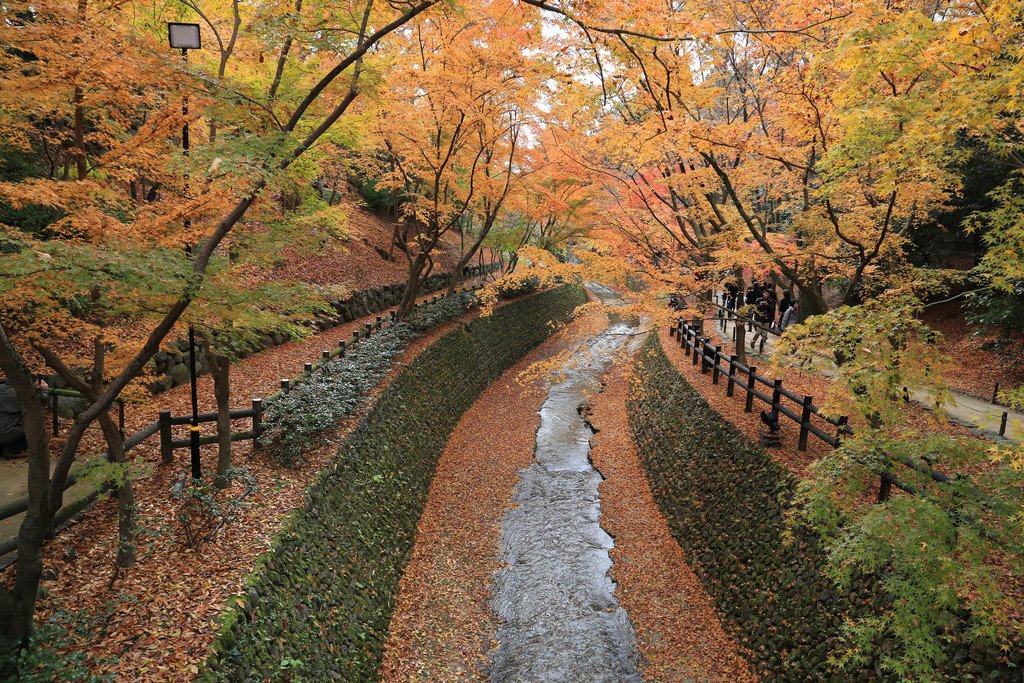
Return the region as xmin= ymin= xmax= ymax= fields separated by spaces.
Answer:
xmin=672 ymin=320 xmax=849 ymax=449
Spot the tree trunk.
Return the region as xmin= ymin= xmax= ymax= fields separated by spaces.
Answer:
xmin=733 ymin=269 xmax=747 ymax=365
xmin=98 ymin=413 xmax=135 ymax=568
xmin=209 ymin=352 xmax=232 ymax=488
xmin=396 ymin=255 xmax=429 ymax=319
xmin=73 ymin=85 xmax=87 ymax=180
xmin=0 ymin=334 xmax=51 ymax=652
xmin=797 ymin=282 xmax=828 ymax=318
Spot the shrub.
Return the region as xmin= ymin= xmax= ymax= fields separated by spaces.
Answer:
xmin=494 ymin=274 xmax=540 ymax=299
xmin=258 ymin=293 xmax=478 ymax=466
xmin=201 ymin=285 xmax=586 ymax=682
xmin=2 ymin=604 xmax=119 ymax=683
xmin=405 ymin=291 xmax=475 ymax=332
xmin=178 ymin=469 xmax=258 ymax=549
xmin=258 ymin=326 xmax=413 ymax=465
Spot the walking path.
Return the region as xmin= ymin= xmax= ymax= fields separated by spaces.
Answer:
xmin=710 ymin=311 xmax=1023 ymax=441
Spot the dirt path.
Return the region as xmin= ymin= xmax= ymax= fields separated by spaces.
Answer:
xmin=710 ymin=308 xmax=1023 ymax=442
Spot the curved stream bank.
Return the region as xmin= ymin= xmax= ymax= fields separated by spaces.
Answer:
xmin=491 ymin=295 xmax=643 ymax=682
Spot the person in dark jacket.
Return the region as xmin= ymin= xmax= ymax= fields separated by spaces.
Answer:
xmin=725 ymin=282 xmax=739 ymax=310
xmin=778 ymin=291 xmax=793 ymax=321
xmin=750 ymin=295 xmax=773 ymax=351
xmin=765 ymin=287 xmax=778 ymax=329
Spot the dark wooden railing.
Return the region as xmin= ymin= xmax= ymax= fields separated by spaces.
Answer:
xmin=672 ymin=320 xmax=849 ymax=450
xmin=670 ymin=317 xmax=959 ymax=503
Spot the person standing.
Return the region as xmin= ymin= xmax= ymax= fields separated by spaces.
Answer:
xmin=745 ymin=281 xmax=760 ymax=331
xmin=778 ymin=291 xmax=792 ymax=322
xmin=780 ymin=299 xmax=800 ymax=332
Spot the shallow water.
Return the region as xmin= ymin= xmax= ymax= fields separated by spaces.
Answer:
xmin=490 ymin=305 xmax=643 ymax=682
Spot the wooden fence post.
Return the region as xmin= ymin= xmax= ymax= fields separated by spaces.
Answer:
xmin=251 ymin=399 xmax=263 ymax=442
xmin=1000 ymin=412 xmax=1008 ymax=437
xmin=51 ymin=392 xmax=59 ymax=436
xmin=159 ymin=410 xmax=173 ymax=464
xmin=745 ymin=366 xmax=757 ymax=412
xmin=878 ymin=473 xmax=892 ymax=503
xmin=798 ymin=395 xmax=813 ymax=451
xmin=322 ymin=350 xmax=331 ymax=361
xmin=712 ymin=346 xmax=722 ymax=383
xmin=280 ymin=379 xmax=291 ymax=393
xmin=693 ymin=336 xmax=701 ymax=366
xmin=726 ymin=355 xmax=737 ymax=397
xmin=771 ymin=379 xmax=783 ymax=413
xmin=339 ymin=340 xmax=347 ymax=357
xmin=304 ymin=362 xmax=313 ymax=375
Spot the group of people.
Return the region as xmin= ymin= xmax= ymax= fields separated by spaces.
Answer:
xmin=722 ymin=280 xmax=800 ymax=351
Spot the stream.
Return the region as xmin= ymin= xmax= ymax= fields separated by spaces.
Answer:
xmin=490 ymin=286 xmax=643 ymax=682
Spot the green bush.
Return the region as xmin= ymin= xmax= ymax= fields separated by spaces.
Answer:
xmin=200 ymin=285 xmax=585 ymax=682
xmin=627 ymin=334 xmax=1020 ymax=682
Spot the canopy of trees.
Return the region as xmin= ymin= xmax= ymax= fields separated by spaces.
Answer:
xmin=2 ymin=0 xmax=1023 ymax=680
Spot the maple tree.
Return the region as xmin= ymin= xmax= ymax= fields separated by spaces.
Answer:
xmin=0 ymin=0 xmax=440 ymax=652
xmin=1 ymin=0 xmax=1023 ymax=678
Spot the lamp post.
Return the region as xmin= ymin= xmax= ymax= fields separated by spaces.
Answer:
xmin=168 ymin=22 xmax=203 ymax=479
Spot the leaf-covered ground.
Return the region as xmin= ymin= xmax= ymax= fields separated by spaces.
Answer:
xmin=1 ymin=283 xmax=497 ymax=682
xmin=923 ymin=300 xmax=1024 ymax=401
xmin=588 ymin=359 xmax=758 ymax=682
xmin=382 ymin=312 xmax=755 ymax=681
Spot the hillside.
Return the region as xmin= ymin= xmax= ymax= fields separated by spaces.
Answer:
xmin=268 ymin=196 xmax=494 ymax=290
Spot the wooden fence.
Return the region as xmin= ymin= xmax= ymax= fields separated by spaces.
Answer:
xmin=670 ymin=317 xmax=958 ymax=502
xmin=671 ymin=320 xmax=849 ymax=450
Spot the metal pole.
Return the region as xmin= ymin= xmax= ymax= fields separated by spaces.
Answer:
xmin=188 ymin=326 xmax=201 ymax=478
xmin=182 ymin=46 xmax=201 ymax=480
